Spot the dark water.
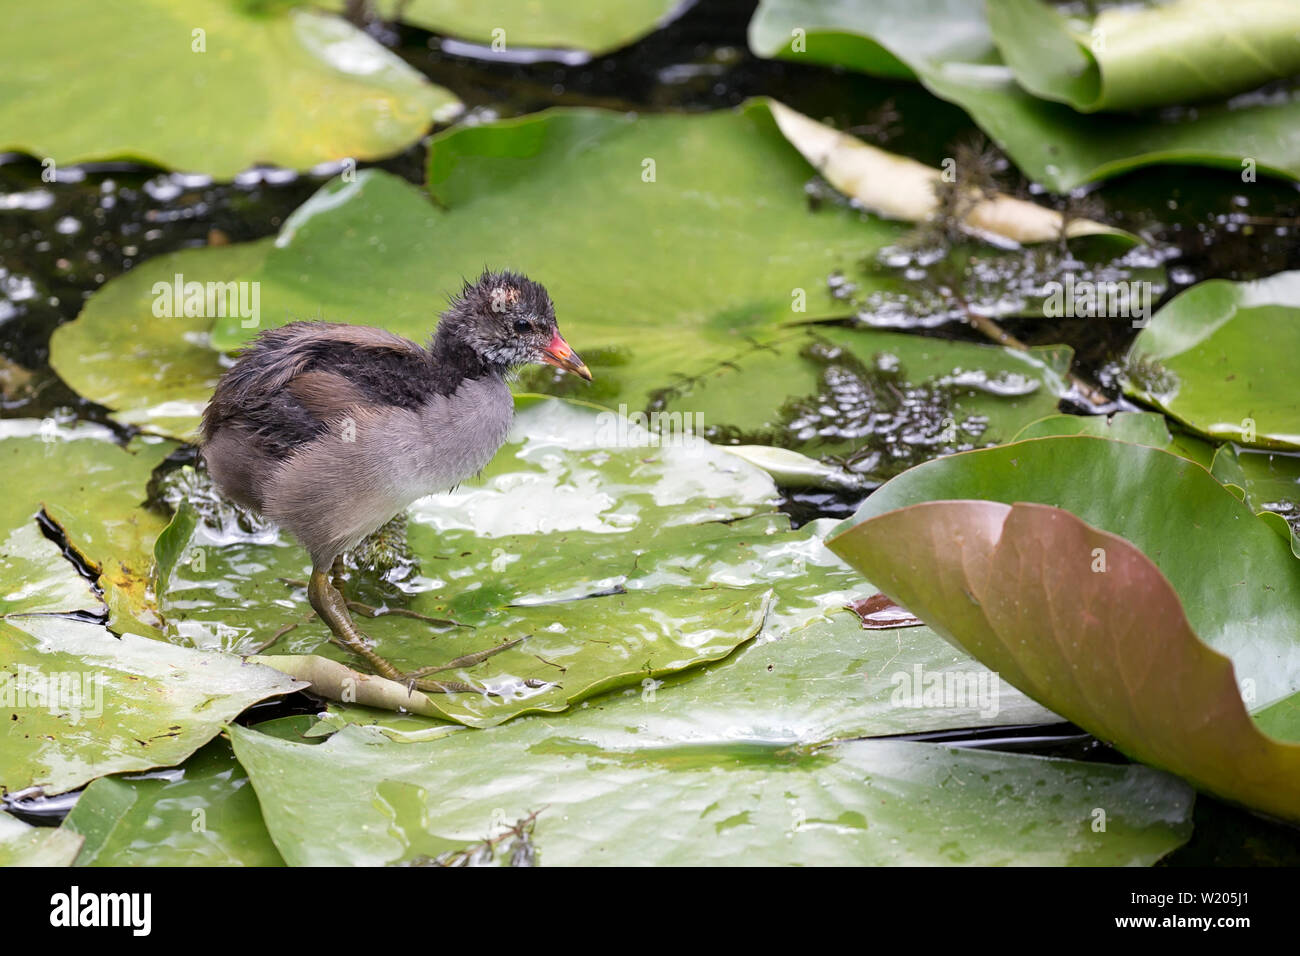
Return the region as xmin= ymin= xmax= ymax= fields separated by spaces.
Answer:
xmin=1 ymin=0 xmax=1298 ymax=861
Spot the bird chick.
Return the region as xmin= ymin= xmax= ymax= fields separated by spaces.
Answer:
xmin=200 ymin=269 xmax=590 ymax=691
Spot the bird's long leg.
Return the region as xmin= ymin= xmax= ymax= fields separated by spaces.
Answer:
xmin=308 ymin=566 xmax=404 ymax=681
xmin=306 ymin=565 xmax=495 ymax=695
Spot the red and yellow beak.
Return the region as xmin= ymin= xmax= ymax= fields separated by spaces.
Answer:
xmin=541 ymin=331 xmax=592 ymax=381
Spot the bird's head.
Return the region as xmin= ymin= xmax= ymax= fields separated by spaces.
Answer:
xmin=436 ymin=270 xmax=592 ymax=381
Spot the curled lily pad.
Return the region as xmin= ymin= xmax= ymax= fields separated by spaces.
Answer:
xmin=0 ymin=616 xmax=303 ymax=796
xmin=748 ymin=0 xmax=1300 ymax=188
xmin=831 ymin=436 xmax=1300 ymax=712
xmin=828 ymin=499 xmax=1300 ymax=823
xmin=0 ymin=0 xmax=459 ymax=177
xmin=989 ymin=0 xmax=1300 ymax=113
xmin=1124 ymin=271 xmax=1300 ymax=450
xmin=230 ymin=718 xmax=1192 ymax=866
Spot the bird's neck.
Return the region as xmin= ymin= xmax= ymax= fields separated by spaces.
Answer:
xmin=429 ymin=330 xmax=507 ymax=384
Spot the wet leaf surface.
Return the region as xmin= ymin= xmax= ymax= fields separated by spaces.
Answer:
xmin=0 ymin=616 xmax=302 ymax=796
xmin=333 ymin=0 xmax=684 ymax=56
xmin=60 ymin=735 xmax=286 ymax=866
xmin=0 ymin=421 xmax=176 ymax=629
xmin=0 ymin=809 xmax=83 ymax=866
xmin=231 ymin=719 xmax=1193 ymax=866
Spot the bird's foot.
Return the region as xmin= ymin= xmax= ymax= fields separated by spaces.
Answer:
xmin=308 ymin=565 xmax=520 ymax=696
xmin=391 ymin=637 xmax=525 ymax=695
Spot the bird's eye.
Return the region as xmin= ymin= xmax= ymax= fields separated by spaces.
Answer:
xmin=513 ymin=318 xmax=532 ymax=333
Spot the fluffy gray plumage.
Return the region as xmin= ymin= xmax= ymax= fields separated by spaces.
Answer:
xmin=201 ymin=270 xmax=568 ymax=566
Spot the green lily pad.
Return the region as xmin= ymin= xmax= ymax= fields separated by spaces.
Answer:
xmin=1011 ymin=411 xmax=1221 ymax=469
xmin=0 ymin=421 xmax=176 ymax=630
xmin=49 ymin=242 xmax=269 ymax=442
xmin=748 ymin=0 xmax=1300 ymax=188
xmin=1125 ymin=271 xmax=1300 ymax=450
xmin=1010 ymin=411 xmax=1300 ymax=555
xmin=1012 ymin=411 xmax=1176 ymax=447
xmin=59 ymin=736 xmax=285 ymax=866
xmin=0 ymin=810 xmax=84 ymax=866
xmin=0 ymin=616 xmax=302 ymax=796
xmin=333 ymin=0 xmax=683 ymax=57
xmin=989 ymin=0 xmax=1300 ymax=113
xmin=0 ymin=0 xmax=459 ymax=178
xmin=311 ymin=598 xmax=1058 ymax=744
xmin=832 ymin=436 xmax=1300 ymax=713
xmin=829 ymin=498 xmax=1300 ymax=823
xmin=230 ymin=719 xmax=1192 ymax=865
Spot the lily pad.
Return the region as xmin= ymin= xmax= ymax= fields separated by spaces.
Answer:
xmin=829 ymin=498 xmax=1300 ymax=823
xmin=230 ymin=719 xmax=1192 ymax=866
xmin=0 ymin=809 xmax=84 ymax=866
xmin=337 ymin=0 xmax=684 ymax=57
xmin=212 ymin=103 xmax=912 ymax=400
xmin=49 ymin=242 xmax=269 ymax=442
xmin=310 ymin=594 xmax=1058 ymax=745
xmin=1011 ymin=411 xmax=1219 ymax=467
xmin=0 ymin=0 xmax=459 ymax=178
xmin=1210 ymin=444 xmax=1300 ymax=557
xmin=831 ymin=435 xmax=1300 ymax=713
xmin=1124 ymin=271 xmax=1300 ymax=450
xmin=748 ymin=0 xmax=1300 ymax=188
xmin=59 ymin=736 xmax=285 ymax=866
xmin=0 ymin=421 xmax=176 ymax=629
xmin=0 ymin=616 xmax=302 ymax=796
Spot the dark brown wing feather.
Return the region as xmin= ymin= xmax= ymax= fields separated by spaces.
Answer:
xmin=201 ymin=322 xmax=441 ymax=459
